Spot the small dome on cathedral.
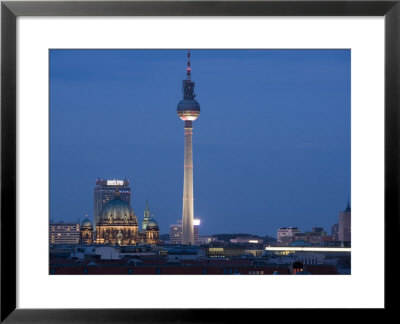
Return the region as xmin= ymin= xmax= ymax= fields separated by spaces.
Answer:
xmin=146 ymin=218 xmax=159 ymax=231
xmin=81 ymin=215 xmax=93 ymax=229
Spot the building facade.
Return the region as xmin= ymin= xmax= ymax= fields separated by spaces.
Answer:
xmin=331 ymin=223 xmax=339 ymax=240
xmin=95 ymin=188 xmax=159 ymax=245
xmin=198 ymin=236 xmax=218 ymax=245
xmin=338 ymin=202 xmax=351 ymax=242
xmin=169 ymin=219 xmax=199 ymax=245
xmin=94 ymin=179 xmax=131 ymax=226
xmin=230 ymin=237 xmax=264 ymax=244
xmin=169 ymin=221 xmax=182 ymax=244
xmin=277 ymin=227 xmax=301 ymax=245
xmin=49 ymin=222 xmax=80 ymax=245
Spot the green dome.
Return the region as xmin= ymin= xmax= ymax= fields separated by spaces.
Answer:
xmin=81 ymin=217 xmax=93 ymax=229
xmin=146 ymin=218 xmax=159 ymax=231
xmin=97 ymin=196 xmax=137 ymax=225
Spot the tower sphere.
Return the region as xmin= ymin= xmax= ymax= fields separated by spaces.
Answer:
xmin=146 ymin=218 xmax=159 ymax=231
xmin=177 ymin=99 xmax=200 ymax=121
xmin=177 ymin=50 xmax=200 ymax=122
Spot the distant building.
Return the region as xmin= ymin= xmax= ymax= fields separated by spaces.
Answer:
xmin=307 ymin=232 xmax=323 ymax=244
xmin=230 ymin=237 xmax=264 ymax=244
xmin=338 ymin=202 xmax=351 ymax=242
xmin=49 ymin=222 xmax=80 ymax=245
xmin=198 ymin=236 xmax=218 ymax=245
xmin=312 ymin=227 xmax=324 ymax=234
xmin=169 ymin=219 xmax=199 ymax=245
xmin=206 ymin=245 xmax=251 ymax=258
xmin=94 ymin=178 xmax=130 ymax=226
xmin=193 ymin=219 xmax=200 ymax=245
xmin=169 ymin=221 xmax=182 ymax=244
xmin=293 ymin=232 xmax=308 ymax=242
xmin=331 ymin=223 xmax=339 ymax=240
xmin=277 ymin=227 xmax=301 ymax=245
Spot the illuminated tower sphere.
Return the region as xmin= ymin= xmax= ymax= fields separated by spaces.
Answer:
xmin=177 ymin=50 xmax=200 ymax=245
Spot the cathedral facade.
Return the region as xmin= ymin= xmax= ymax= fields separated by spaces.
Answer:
xmin=80 ymin=188 xmax=159 ymax=245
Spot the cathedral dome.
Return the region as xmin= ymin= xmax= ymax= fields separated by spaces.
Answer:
xmin=97 ymin=195 xmax=137 ymax=225
xmin=81 ymin=216 xmax=93 ymax=230
xmin=146 ymin=218 xmax=159 ymax=231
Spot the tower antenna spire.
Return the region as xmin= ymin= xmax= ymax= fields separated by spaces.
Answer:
xmin=186 ymin=50 xmax=191 ymax=79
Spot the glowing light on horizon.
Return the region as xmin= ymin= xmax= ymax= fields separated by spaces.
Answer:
xmin=193 ymin=219 xmax=200 ymax=226
xmin=265 ymin=247 xmax=351 ymax=252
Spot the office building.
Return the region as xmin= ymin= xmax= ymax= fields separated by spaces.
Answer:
xmin=277 ymin=227 xmax=301 ymax=245
xmin=94 ymin=178 xmax=130 ymax=226
xmin=198 ymin=236 xmax=218 ymax=245
xmin=49 ymin=221 xmax=80 ymax=245
xmin=331 ymin=223 xmax=339 ymax=240
xmin=338 ymin=202 xmax=351 ymax=242
xmin=230 ymin=237 xmax=264 ymax=244
xmin=169 ymin=219 xmax=200 ymax=245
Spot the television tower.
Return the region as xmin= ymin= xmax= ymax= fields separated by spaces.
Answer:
xmin=177 ymin=50 xmax=200 ymax=245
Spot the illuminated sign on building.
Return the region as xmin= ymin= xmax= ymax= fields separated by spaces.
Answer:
xmin=106 ymin=180 xmax=124 ymax=186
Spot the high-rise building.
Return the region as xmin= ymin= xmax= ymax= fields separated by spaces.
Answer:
xmin=331 ymin=223 xmax=339 ymax=240
xmin=94 ymin=179 xmax=130 ymax=226
xmin=169 ymin=219 xmax=200 ymax=245
xmin=193 ymin=219 xmax=200 ymax=245
xmin=338 ymin=202 xmax=351 ymax=242
xmin=177 ymin=51 xmax=201 ymax=245
xmin=49 ymin=221 xmax=80 ymax=245
xmin=169 ymin=221 xmax=182 ymax=245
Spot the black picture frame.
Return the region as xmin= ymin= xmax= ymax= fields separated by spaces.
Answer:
xmin=1 ymin=0 xmax=398 ymax=322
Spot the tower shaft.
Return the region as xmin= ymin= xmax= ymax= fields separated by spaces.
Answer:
xmin=182 ymin=122 xmax=194 ymax=244
xmin=177 ymin=50 xmax=200 ymax=245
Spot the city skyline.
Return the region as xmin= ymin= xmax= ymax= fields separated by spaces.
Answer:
xmin=50 ymin=49 xmax=351 ymax=237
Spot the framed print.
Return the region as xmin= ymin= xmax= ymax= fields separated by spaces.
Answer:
xmin=1 ymin=0 xmax=398 ymax=322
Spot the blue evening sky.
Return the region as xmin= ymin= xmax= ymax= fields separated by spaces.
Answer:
xmin=50 ymin=49 xmax=350 ymax=237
